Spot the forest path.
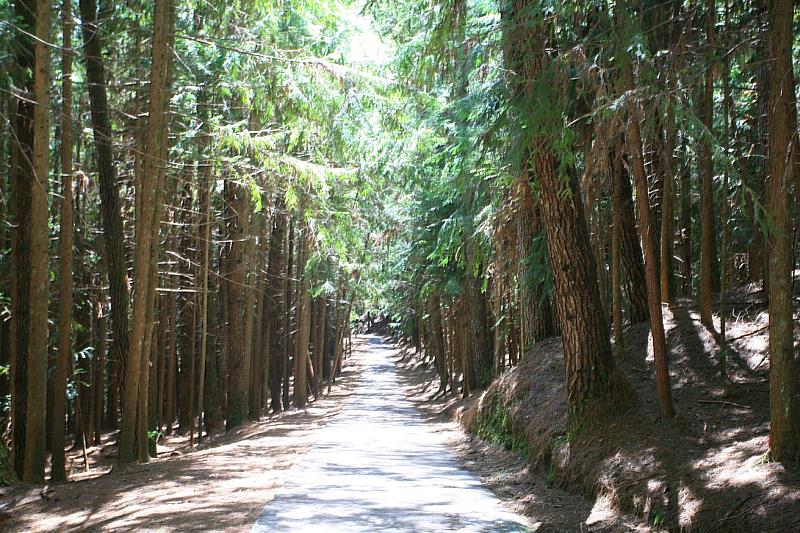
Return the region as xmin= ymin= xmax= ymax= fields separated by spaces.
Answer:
xmin=252 ymin=335 xmax=531 ymax=532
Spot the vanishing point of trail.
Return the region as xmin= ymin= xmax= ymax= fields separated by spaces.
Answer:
xmin=252 ymin=336 xmax=531 ymax=532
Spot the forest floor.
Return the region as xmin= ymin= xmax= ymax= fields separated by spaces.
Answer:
xmin=399 ymin=282 xmax=800 ymax=532
xmin=0 ymin=357 xmax=364 ymax=532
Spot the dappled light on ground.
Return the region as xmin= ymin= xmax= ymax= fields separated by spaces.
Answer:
xmin=1 ymin=364 xmax=363 ymax=532
xmin=253 ymin=335 xmax=531 ymax=532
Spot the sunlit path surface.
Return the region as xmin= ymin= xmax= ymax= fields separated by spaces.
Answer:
xmin=252 ymin=335 xmax=532 ymax=532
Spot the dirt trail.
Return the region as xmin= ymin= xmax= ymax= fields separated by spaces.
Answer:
xmin=253 ymin=335 xmax=531 ymax=532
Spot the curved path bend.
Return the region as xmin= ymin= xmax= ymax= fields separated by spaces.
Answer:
xmin=253 ymin=335 xmax=531 ymax=532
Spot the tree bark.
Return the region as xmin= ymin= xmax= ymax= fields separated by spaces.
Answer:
xmin=465 ymin=272 xmax=492 ymax=391
xmin=224 ymin=177 xmax=250 ymax=429
xmin=765 ymin=0 xmax=800 ymax=462
xmin=51 ymin=0 xmax=74 ymax=482
xmin=515 ymin=178 xmax=554 ymax=353
xmin=624 ymin=63 xmax=676 ymax=421
xmin=22 ymin=0 xmax=52 ymax=483
xmin=195 ymin=84 xmax=213 ymax=439
xmin=10 ymin=0 xmax=36 ymax=481
xmin=501 ymin=1 xmax=632 ymax=429
xmin=79 ymin=0 xmax=130 ymax=410
xmin=699 ymin=0 xmax=718 ymax=332
xmin=612 ymin=151 xmax=625 ymax=359
xmin=617 ymin=155 xmax=649 ymax=323
xmin=659 ymin=88 xmax=676 ymax=303
xmin=268 ymin=200 xmax=288 ymax=413
xmin=118 ymin=0 xmax=174 ymax=464
xmin=428 ymin=295 xmax=448 ymax=392
xmin=283 ymin=219 xmax=295 ymax=411
xmin=293 ymin=226 xmax=312 ymax=409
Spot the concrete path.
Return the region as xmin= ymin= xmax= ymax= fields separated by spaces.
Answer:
xmin=252 ymin=335 xmax=532 ymax=532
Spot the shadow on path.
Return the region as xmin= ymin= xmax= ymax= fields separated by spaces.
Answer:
xmin=252 ymin=335 xmax=532 ymax=532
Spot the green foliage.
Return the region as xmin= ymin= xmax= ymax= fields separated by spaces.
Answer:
xmin=473 ymin=391 xmax=531 ymax=460
xmin=651 ymin=509 xmax=665 ymax=528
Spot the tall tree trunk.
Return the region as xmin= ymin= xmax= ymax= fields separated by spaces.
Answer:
xmin=617 ymin=155 xmax=649 ymax=323
xmin=659 ymin=87 xmax=676 ymax=303
xmin=224 ymin=177 xmax=249 ymax=429
xmin=10 ymin=0 xmax=36 ymax=481
xmin=699 ymin=0 xmax=717 ymax=332
xmin=79 ymin=0 xmax=130 ymax=414
xmin=94 ymin=295 xmax=106 ymax=444
xmin=196 ymin=112 xmax=212 ymax=438
xmin=118 ymin=0 xmax=174 ymax=465
xmin=283 ymin=219 xmax=295 ymax=411
xmin=678 ymin=153 xmax=693 ymax=296
xmin=250 ymin=243 xmax=266 ymax=416
xmin=22 ymin=0 xmax=52 ymax=483
xmin=502 ymin=1 xmax=631 ymax=429
xmin=428 ymin=295 xmax=448 ymax=392
xmin=611 ymin=151 xmax=625 ymax=359
xmin=51 ymin=0 xmax=74 ymax=482
xmin=293 ymin=226 xmax=311 ymax=409
xmin=515 ymin=178 xmax=554 ymax=353
xmin=465 ymin=272 xmax=492 ymax=391
xmin=765 ymin=0 xmax=800 ymax=462
xmin=177 ymin=171 xmax=195 ymax=434
xmin=241 ymin=210 xmax=258 ymax=419
xmin=624 ymin=62 xmax=676 ymax=421
xmin=719 ymin=7 xmax=732 ymax=379
xmin=268 ymin=202 xmax=288 ymax=413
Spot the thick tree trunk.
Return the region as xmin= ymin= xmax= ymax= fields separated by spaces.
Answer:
xmin=22 ymin=0 xmax=51 ymax=484
xmin=79 ymin=0 xmax=130 ymax=410
xmin=293 ymin=227 xmax=312 ymax=409
xmin=10 ymin=0 xmax=36 ymax=481
xmin=538 ymin=156 xmax=629 ymax=428
xmin=616 ymin=154 xmax=649 ymax=324
xmin=118 ymin=0 xmax=174 ymax=464
xmin=766 ymin=0 xmax=800 ymax=462
xmin=250 ymin=216 xmax=267 ymax=418
xmin=501 ymin=2 xmax=631 ymax=428
xmin=224 ymin=178 xmax=250 ymax=429
xmin=51 ymin=0 xmax=74 ymax=482
xmin=465 ymin=272 xmax=492 ymax=391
